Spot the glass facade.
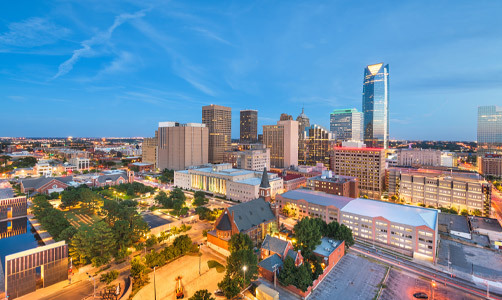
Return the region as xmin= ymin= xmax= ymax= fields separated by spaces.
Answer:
xmin=362 ymin=63 xmax=389 ymax=149
xmin=477 ymin=106 xmax=502 ymax=154
xmin=330 ymin=108 xmax=362 ymax=142
xmin=240 ymin=110 xmax=258 ymax=143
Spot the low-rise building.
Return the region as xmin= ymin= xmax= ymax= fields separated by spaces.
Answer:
xmin=174 ymin=164 xmax=283 ymax=202
xmin=469 ymin=216 xmax=502 ymax=249
xmin=307 ymin=171 xmax=359 ymax=198
xmin=91 ymin=172 xmax=129 ymax=187
xmin=20 ymin=176 xmax=74 ymax=195
xmin=223 ymin=144 xmax=270 ymax=171
xmin=129 ymin=162 xmax=154 ymax=173
xmin=438 ymin=213 xmax=471 ymax=239
xmin=478 ymin=154 xmax=502 ymax=178
xmin=69 ymin=157 xmax=90 ymax=170
xmin=388 ymin=168 xmax=491 ymax=216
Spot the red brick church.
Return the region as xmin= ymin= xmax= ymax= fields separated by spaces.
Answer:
xmin=207 ymin=168 xmax=279 ymax=256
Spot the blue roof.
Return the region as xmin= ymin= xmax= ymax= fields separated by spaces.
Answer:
xmin=279 ymin=189 xmax=354 ymax=209
xmin=341 ymin=198 xmax=438 ymax=230
xmin=314 ymin=237 xmax=343 ymax=257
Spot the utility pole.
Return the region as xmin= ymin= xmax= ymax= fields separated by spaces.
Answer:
xmin=154 ymin=266 xmax=158 ymax=300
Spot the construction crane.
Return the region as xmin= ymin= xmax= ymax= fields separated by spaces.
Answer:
xmin=175 ymin=276 xmax=184 ymax=299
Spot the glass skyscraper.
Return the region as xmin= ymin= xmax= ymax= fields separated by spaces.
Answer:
xmin=362 ymin=63 xmax=389 ymax=149
xmin=330 ymin=108 xmax=362 ymax=142
xmin=478 ymin=106 xmax=502 ymax=154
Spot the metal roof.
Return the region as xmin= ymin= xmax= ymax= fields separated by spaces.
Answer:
xmin=227 ymin=197 xmax=276 ymax=232
xmin=262 ymin=235 xmax=288 ymax=255
xmin=341 ymin=198 xmax=438 ymax=230
xmin=279 ymin=189 xmax=354 ymax=209
xmin=258 ymin=254 xmax=283 ymax=272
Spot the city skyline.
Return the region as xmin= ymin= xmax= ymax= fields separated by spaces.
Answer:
xmin=2 ymin=1 xmax=502 ymax=140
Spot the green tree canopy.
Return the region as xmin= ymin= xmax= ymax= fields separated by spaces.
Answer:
xmin=189 ymin=289 xmax=215 ymax=300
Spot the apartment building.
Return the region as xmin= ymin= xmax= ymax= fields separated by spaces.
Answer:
xmin=388 ymin=168 xmax=491 ymax=216
xmin=330 ymin=146 xmax=385 ymax=199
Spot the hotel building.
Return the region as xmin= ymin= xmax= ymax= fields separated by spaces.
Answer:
xmin=263 ymin=118 xmax=299 ymax=169
xmin=174 ymin=163 xmax=283 ymax=202
xmin=330 ymin=146 xmax=386 ymax=199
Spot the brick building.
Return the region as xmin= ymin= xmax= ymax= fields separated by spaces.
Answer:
xmin=20 ymin=176 xmax=73 ymax=196
xmin=307 ymin=171 xmax=359 ymax=198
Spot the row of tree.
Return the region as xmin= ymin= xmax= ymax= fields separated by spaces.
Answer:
xmin=113 ymin=182 xmax=156 ymax=197
xmin=32 ymin=195 xmax=74 ymax=241
xmin=154 ymin=188 xmax=188 ymax=216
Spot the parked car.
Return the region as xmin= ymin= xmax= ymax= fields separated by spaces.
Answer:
xmin=413 ymin=292 xmax=428 ymax=299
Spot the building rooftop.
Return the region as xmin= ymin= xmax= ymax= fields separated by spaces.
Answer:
xmin=341 ymin=198 xmax=438 ymax=230
xmin=0 ymin=188 xmax=14 ymax=200
xmin=470 ymin=217 xmax=502 ymax=233
xmin=313 ymin=237 xmax=343 ymax=257
xmin=131 ymin=162 xmax=153 ymax=166
xmin=258 ymin=253 xmax=283 ymax=272
xmin=309 ymin=174 xmax=357 ymax=183
xmin=262 ymin=235 xmax=289 ymax=255
xmin=438 ymin=213 xmax=470 ymax=234
xmin=391 ymin=167 xmax=485 ymax=183
xmin=21 ymin=176 xmax=73 ymax=190
xmin=227 ymin=197 xmax=276 ymax=232
xmin=279 ymin=189 xmax=354 ymax=209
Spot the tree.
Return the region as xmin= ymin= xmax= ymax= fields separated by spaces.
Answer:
xmin=189 ymin=289 xmax=215 ymax=300
xmin=228 ymin=233 xmax=253 ymax=253
xmin=217 ymin=274 xmax=240 ymax=299
xmin=61 ymin=188 xmax=81 ymax=208
xmin=226 ymin=249 xmax=258 ymax=287
xmin=294 ymin=262 xmax=314 ymax=292
xmin=325 ymin=220 xmax=354 ymax=247
xmin=130 ymin=257 xmax=149 ymax=286
xmin=293 ymin=217 xmax=323 ymax=257
xmin=460 ymin=209 xmax=469 ymax=216
xmin=69 ymin=221 xmax=117 ymax=267
xmin=155 ymin=191 xmax=171 ymax=208
xmin=282 ymin=203 xmax=297 ymax=218
xmin=472 ymin=209 xmax=482 ymax=216
xmin=193 ymin=192 xmax=208 ymax=207
xmin=278 ymin=256 xmax=296 ymax=286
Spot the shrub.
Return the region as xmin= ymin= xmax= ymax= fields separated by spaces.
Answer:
xmin=100 ymin=270 xmax=119 ymax=284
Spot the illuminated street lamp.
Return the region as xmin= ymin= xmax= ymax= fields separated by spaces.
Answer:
xmin=430 ymin=280 xmax=436 ymax=300
xmin=242 ymin=266 xmax=247 ymax=284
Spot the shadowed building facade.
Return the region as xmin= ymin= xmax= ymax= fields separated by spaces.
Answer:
xmin=240 ymin=109 xmax=258 ymax=143
xmin=362 ymin=63 xmax=389 ymax=149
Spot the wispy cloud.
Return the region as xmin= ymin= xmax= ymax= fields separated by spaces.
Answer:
xmin=190 ymin=27 xmax=232 ymax=46
xmin=0 ymin=17 xmax=70 ymax=48
xmin=289 ymin=96 xmax=339 ymax=107
xmin=131 ymin=19 xmax=217 ymax=96
xmin=51 ymin=9 xmax=148 ymax=80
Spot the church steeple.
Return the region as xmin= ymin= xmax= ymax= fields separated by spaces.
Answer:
xmin=259 ymin=168 xmax=271 ymax=202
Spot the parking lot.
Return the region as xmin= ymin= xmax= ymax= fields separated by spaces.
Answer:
xmin=309 ymin=253 xmax=387 ymax=300
xmin=141 ymin=211 xmax=173 ymax=228
xmin=437 ymin=238 xmax=502 ymax=281
xmin=381 ymin=267 xmax=482 ymax=300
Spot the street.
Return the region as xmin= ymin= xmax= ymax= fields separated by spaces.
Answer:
xmin=491 ymin=188 xmax=502 ymax=224
xmin=37 ymin=281 xmax=94 ymax=300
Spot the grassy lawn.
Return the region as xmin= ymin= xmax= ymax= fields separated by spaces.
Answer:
xmin=98 ymin=189 xmax=133 ymax=201
xmin=63 ymin=207 xmax=102 ymax=228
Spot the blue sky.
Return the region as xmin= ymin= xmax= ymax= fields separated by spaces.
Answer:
xmin=1 ymin=0 xmax=501 ymax=140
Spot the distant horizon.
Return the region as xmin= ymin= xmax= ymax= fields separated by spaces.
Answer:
xmin=2 ymin=1 xmax=502 ymax=140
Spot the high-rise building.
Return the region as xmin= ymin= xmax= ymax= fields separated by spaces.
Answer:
xmin=477 ymin=106 xmax=502 ymax=154
xmin=157 ymin=122 xmax=208 ymax=171
xmin=305 ymin=124 xmax=334 ymax=167
xmin=330 ymin=146 xmax=386 ymax=199
xmin=297 ymin=108 xmax=310 ymax=164
xmin=142 ymin=132 xmax=158 ymax=169
xmin=240 ymin=109 xmax=258 ymax=143
xmin=202 ymin=104 xmax=232 ymax=163
xmin=362 ymin=63 xmax=390 ymax=149
xmin=330 ymin=108 xmax=362 ymax=142
xmin=263 ymin=117 xmax=299 ymax=168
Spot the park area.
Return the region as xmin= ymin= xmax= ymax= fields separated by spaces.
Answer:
xmin=63 ymin=207 xmax=101 ymax=228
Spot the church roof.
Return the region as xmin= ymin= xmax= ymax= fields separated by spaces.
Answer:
xmin=260 ymin=168 xmax=270 ymax=189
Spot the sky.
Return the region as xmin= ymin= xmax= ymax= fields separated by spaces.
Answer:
xmin=1 ymin=0 xmax=502 ymax=140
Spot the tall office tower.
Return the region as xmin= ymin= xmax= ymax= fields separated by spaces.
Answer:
xmin=202 ymin=104 xmax=232 ymax=163
xmin=297 ymin=108 xmax=310 ymax=164
xmin=478 ymin=106 xmax=502 ymax=154
xmin=142 ymin=131 xmax=158 ymax=169
xmin=263 ymin=117 xmax=299 ymax=168
xmin=330 ymin=145 xmax=386 ymax=199
xmin=240 ymin=110 xmax=258 ymax=143
xmin=305 ymin=124 xmax=334 ymax=167
xmin=362 ymin=63 xmax=390 ymax=149
xmin=157 ymin=122 xmax=208 ymax=171
xmin=330 ymin=108 xmax=362 ymax=142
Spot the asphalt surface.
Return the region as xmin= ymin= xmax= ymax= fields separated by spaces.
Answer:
xmin=38 ymin=281 xmax=93 ymax=300
xmin=141 ymin=212 xmax=172 ymax=228
xmin=309 ymin=253 xmax=387 ymax=300
xmin=381 ymin=267 xmax=482 ymax=300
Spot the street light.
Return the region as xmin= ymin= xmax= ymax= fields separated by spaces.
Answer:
xmin=198 ymin=244 xmax=202 ymax=276
xmin=153 ymin=265 xmax=158 ymax=300
xmin=86 ymin=272 xmax=96 ymax=299
xmin=242 ymin=266 xmax=247 ymax=284
xmin=430 ymin=280 xmax=436 ymax=300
